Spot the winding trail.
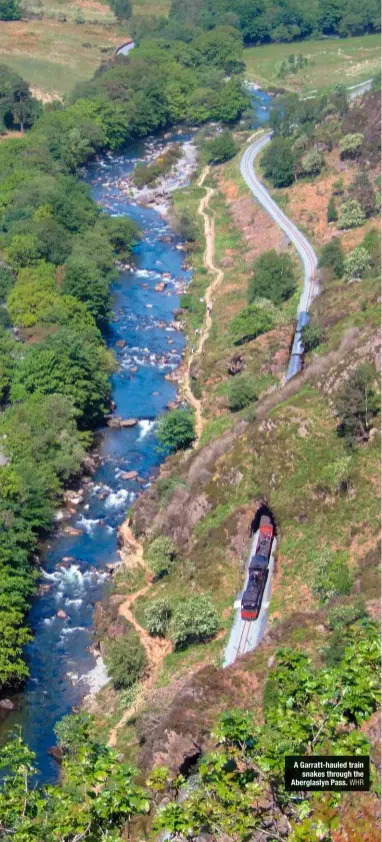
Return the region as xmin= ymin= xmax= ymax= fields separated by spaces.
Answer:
xmin=108 ymin=527 xmax=171 ymax=748
xmin=182 ymin=166 xmax=225 ymax=442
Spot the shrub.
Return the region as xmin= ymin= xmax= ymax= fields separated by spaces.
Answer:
xmin=228 ymin=373 xmax=257 ymax=411
xmin=156 ymin=409 xmax=195 ymax=452
xmin=348 ymin=172 xmax=376 ymax=218
xmin=301 ymin=322 xmax=324 ymax=352
xmin=343 ymin=246 xmax=371 ymax=280
xmin=205 ymin=130 xmax=237 ymax=163
xmin=327 ymin=600 xmax=367 ymax=631
xmin=54 ymin=711 xmax=94 ymax=755
xmin=104 ymin=631 xmax=146 ymax=690
xmin=338 ymin=200 xmax=365 ymax=230
xmin=327 ymin=196 xmax=338 ymax=223
xmin=230 ymin=301 xmax=275 ymax=345
xmin=312 ymin=548 xmax=353 ymax=604
xmin=261 ymin=137 xmax=294 ymax=187
xmin=300 ymin=148 xmax=322 ymax=176
xmin=144 ymin=598 xmax=172 ymax=636
xmin=318 ymin=238 xmax=344 ymax=278
xmin=169 ymin=594 xmax=219 ymax=650
xmin=145 ymin=535 xmax=175 ymax=579
xmin=249 ymin=250 xmax=296 ymax=306
xmin=339 ymin=133 xmax=363 ymax=159
xmin=335 ymin=363 xmax=379 ymax=446
xmin=146 ymin=536 xmax=176 ymax=579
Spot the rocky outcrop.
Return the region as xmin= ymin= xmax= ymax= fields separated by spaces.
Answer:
xmin=228 ymin=351 xmax=245 ymax=376
xmin=152 ymin=730 xmax=202 ymax=776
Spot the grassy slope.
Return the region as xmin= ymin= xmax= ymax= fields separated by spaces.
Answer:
xmin=244 ymin=33 xmax=381 ymax=93
xmin=92 ymin=125 xmax=380 ymax=759
xmin=0 ymin=0 xmax=171 ymax=98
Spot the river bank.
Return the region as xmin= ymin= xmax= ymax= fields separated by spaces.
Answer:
xmin=0 ymin=129 xmax=196 ymax=782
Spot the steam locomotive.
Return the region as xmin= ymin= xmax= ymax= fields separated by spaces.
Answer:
xmin=241 ymin=515 xmax=274 ymax=620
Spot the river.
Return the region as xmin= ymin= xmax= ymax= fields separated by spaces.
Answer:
xmin=0 ymin=92 xmax=272 ymax=783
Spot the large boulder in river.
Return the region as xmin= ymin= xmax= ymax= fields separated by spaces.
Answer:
xmin=120 ymin=418 xmax=138 ymax=428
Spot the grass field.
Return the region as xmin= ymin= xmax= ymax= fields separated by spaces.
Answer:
xmin=0 ymin=0 xmax=171 ymax=99
xmin=244 ymin=34 xmax=381 ymax=94
xmin=0 ymin=19 xmax=124 ymax=97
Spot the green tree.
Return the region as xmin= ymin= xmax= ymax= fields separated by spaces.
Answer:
xmin=169 ymin=594 xmax=219 ymax=650
xmin=0 ymin=730 xmax=149 ymax=837
xmin=249 ymin=249 xmax=296 ymax=306
xmin=343 ymin=246 xmax=371 ymax=280
xmin=62 ymin=254 xmax=111 ymax=329
xmin=104 ymin=214 xmax=141 ymax=256
xmin=300 ymin=148 xmax=322 ymax=176
xmin=0 ymin=328 xmax=18 ymax=404
xmin=1 ymin=393 xmax=85 ymax=479
xmin=312 ymin=548 xmax=352 ymax=603
xmin=6 ymin=233 xmax=41 ymax=269
xmin=318 ymin=237 xmax=344 ymax=278
xmin=205 ymin=129 xmax=236 ymax=163
xmin=338 ymin=199 xmax=366 ymax=230
xmin=327 ymin=195 xmax=338 ymax=222
xmin=146 ymin=536 xmax=177 ymax=579
xmin=104 ymin=631 xmax=147 ymax=690
xmin=261 ymin=137 xmax=295 ymax=187
xmin=228 ymin=373 xmax=257 ymax=411
xmin=54 ymin=711 xmax=95 ymax=755
xmin=0 ymin=265 xmax=14 ymax=301
xmin=156 ymin=408 xmax=195 ymax=452
xmin=144 ymin=597 xmax=172 ymax=636
xmin=335 ymin=363 xmax=379 ymax=446
xmin=0 ymin=0 xmax=21 ymax=19
xmin=10 ymin=329 xmax=110 ymax=427
xmin=339 ymin=132 xmax=364 ymax=159
xmin=109 ymin=0 xmax=132 ymax=20
xmin=230 ymin=301 xmax=276 ymax=345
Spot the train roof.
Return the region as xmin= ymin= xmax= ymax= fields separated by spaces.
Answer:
xmin=296 ymin=310 xmax=310 ymax=331
xmin=249 ymin=554 xmax=268 ymax=569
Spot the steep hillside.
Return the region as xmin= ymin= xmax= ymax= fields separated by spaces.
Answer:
xmin=83 ymin=88 xmax=381 ymax=842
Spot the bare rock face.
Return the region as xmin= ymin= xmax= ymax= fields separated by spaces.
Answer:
xmin=153 ymin=730 xmax=202 ymax=776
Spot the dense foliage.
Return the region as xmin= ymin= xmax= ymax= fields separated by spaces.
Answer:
xmin=249 ymin=249 xmax=297 ymax=306
xmin=205 ymin=129 xmax=237 ymax=163
xmin=151 ymin=0 xmax=381 ymax=45
xmin=0 ymin=729 xmax=149 ymax=840
xmin=104 ymin=628 xmax=147 ymax=690
xmin=145 ymin=536 xmax=177 ymax=579
xmin=154 ymin=621 xmax=380 ymax=841
xmin=0 ymin=65 xmax=40 ymax=132
xmin=0 ymin=6 xmax=248 ymax=688
xmin=144 ymin=597 xmax=172 ymax=636
xmin=228 ymin=373 xmax=258 ymax=411
xmin=230 ymin=300 xmax=276 ymax=345
xmin=169 ymin=594 xmax=219 ymax=649
xmin=156 ymin=408 xmax=196 ymax=452
xmin=0 ymin=0 xmax=21 ymax=21
xmin=335 ymin=363 xmax=379 ymax=446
